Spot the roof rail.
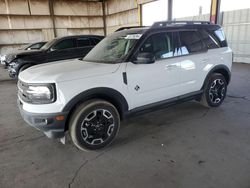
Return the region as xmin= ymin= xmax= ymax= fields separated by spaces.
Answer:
xmin=115 ymin=26 xmax=146 ymax=32
xmin=151 ymin=21 xmax=211 ymax=28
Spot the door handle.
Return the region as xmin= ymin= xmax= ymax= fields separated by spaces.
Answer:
xmin=165 ymin=64 xmax=178 ymax=70
xmin=202 ymin=58 xmax=209 ymax=63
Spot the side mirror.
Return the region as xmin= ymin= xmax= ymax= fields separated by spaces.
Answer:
xmin=134 ymin=52 xmax=155 ymax=64
xmin=49 ymin=47 xmax=57 ymax=52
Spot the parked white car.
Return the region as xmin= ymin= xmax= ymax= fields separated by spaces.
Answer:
xmin=18 ymin=21 xmax=232 ymax=151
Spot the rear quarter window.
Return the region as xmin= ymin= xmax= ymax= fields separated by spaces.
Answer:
xmin=213 ymin=28 xmax=228 ymax=47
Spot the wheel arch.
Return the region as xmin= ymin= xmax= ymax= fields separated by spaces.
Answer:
xmin=202 ymin=64 xmax=231 ymax=90
xmin=18 ymin=62 xmax=33 ymax=72
xmin=63 ymin=87 xmax=129 ymax=131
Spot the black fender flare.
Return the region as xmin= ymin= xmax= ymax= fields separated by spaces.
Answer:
xmin=201 ymin=64 xmax=231 ymax=90
xmin=62 ymin=87 xmax=129 ymax=119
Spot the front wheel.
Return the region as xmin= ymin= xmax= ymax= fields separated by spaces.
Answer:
xmin=69 ymin=100 xmax=120 ymax=151
xmin=200 ymin=73 xmax=227 ymax=107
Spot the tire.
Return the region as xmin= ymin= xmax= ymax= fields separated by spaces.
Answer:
xmin=200 ymin=73 xmax=227 ymax=107
xmin=69 ymin=99 xmax=120 ymax=151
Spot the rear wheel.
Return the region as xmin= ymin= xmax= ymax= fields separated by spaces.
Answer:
xmin=69 ymin=100 xmax=120 ymax=151
xmin=200 ymin=73 xmax=227 ymax=107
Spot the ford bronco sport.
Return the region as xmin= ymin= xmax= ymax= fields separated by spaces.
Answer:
xmin=18 ymin=21 xmax=232 ymax=151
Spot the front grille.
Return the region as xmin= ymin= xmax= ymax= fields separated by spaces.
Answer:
xmin=18 ymin=80 xmax=30 ymax=103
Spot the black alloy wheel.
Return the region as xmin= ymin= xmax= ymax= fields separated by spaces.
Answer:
xmin=69 ymin=100 xmax=120 ymax=151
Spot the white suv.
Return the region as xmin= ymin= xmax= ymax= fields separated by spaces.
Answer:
xmin=18 ymin=21 xmax=232 ymax=151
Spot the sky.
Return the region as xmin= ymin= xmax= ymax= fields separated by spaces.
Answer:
xmin=142 ymin=0 xmax=250 ymax=26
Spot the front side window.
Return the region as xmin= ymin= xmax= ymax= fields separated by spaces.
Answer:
xmin=77 ymin=38 xmax=91 ymax=47
xmin=52 ymin=39 xmax=75 ymax=50
xmin=179 ymin=31 xmax=206 ymax=55
xmin=140 ymin=32 xmax=176 ymax=60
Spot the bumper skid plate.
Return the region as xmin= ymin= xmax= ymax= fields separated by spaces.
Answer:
xmin=18 ymin=100 xmax=68 ymax=139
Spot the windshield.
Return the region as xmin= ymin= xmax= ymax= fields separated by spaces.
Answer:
xmin=83 ymin=31 xmax=144 ymax=63
xmin=40 ymin=39 xmax=57 ymax=50
xmin=27 ymin=42 xmax=46 ymax=49
xmin=19 ymin=43 xmax=32 ymax=50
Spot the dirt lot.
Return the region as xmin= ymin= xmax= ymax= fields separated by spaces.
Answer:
xmin=0 ymin=63 xmax=250 ymax=188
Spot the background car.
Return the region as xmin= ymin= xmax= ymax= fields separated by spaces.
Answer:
xmin=7 ymin=35 xmax=104 ymax=79
xmin=0 ymin=41 xmax=47 ymax=67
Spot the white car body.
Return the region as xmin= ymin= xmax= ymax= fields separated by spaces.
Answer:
xmin=19 ymin=47 xmax=232 ymax=114
xmin=17 ymin=22 xmax=233 ymax=142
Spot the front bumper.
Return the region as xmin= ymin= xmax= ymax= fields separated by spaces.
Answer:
xmin=18 ymin=100 xmax=69 ymax=139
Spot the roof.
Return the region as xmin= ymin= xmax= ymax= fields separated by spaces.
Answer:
xmin=150 ymin=21 xmax=221 ymax=31
xmin=56 ymin=34 xmax=104 ymax=40
xmin=115 ymin=21 xmax=221 ymax=34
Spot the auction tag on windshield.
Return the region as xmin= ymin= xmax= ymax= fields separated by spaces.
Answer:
xmin=125 ymin=34 xmax=142 ymax=40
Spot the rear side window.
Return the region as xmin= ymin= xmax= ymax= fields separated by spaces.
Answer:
xmin=200 ymin=30 xmax=220 ymax=49
xmin=140 ymin=32 xmax=176 ymax=60
xmin=53 ymin=39 xmax=75 ymax=50
xmin=77 ymin=38 xmax=92 ymax=47
xmin=178 ymin=31 xmax=206 ymax=55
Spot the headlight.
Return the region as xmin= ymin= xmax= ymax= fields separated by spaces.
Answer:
xmin=18 ymin=81 xmax=56 ymax=104
xmin=0 ymin=55 xmax=6 ymax=61
xmin=9 ymin=61 xmax=18 ymax=68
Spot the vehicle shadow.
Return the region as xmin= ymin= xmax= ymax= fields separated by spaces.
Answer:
xmin=111 ymin=101 xmax=209 ymax=149
xmin=0 ymin=79 xmax=16 ymax=85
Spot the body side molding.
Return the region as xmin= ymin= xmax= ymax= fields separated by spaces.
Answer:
xmin=125 ymin=90 xmax=203 ymax=118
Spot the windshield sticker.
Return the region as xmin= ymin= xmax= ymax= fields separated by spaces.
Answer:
xmin=124 ymin=34 xmax=142 ymax=40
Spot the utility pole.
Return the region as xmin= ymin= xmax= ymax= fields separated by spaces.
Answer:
xmin=168 ymin=0 xmax=173 ymax=21
xmin=48 ymin=0 xmax=57 ymax=37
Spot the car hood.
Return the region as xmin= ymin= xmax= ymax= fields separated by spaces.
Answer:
xmin=5 ymin=50 xmax=44 ymax=63
xmin=19 ymin=59 xmax=121 ymax=83
xmin=15 ymin=50 xmax=44 ymax=58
